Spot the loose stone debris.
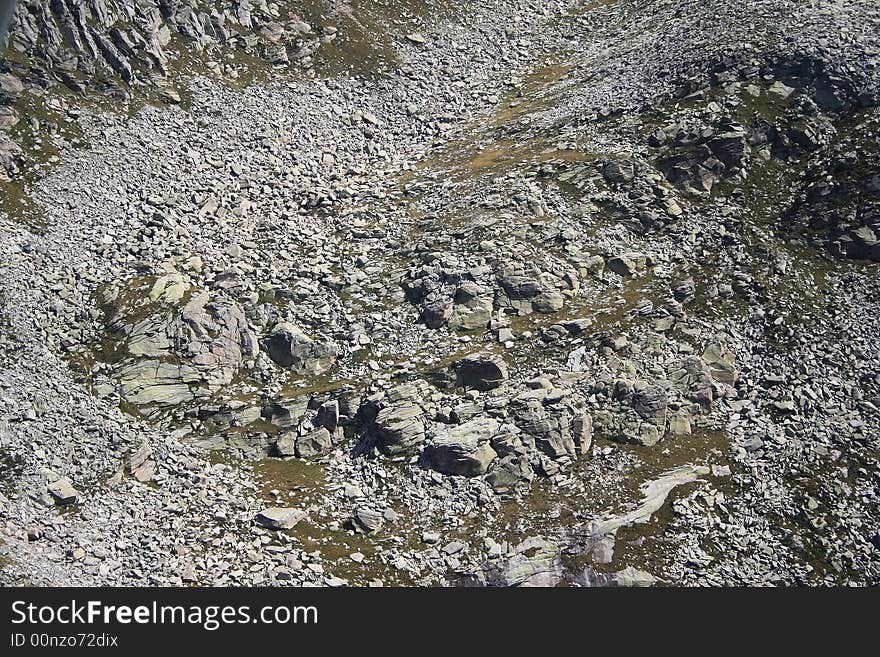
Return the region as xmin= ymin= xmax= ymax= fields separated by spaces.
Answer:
xmin=0 ymin=0 xmax=879 ymax=587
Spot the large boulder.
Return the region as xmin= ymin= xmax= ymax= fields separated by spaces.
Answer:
xmin=632 ymin=385 xmax=668 ymax=429
xmin=485 ymin=455 xmax=535 ymax=492
xmin=602 ymin=160 xmax=636 ymax=184
xmin=272 ymin=432 xmax=298 ymax=457
xmin=352 ymin=507 xmax=384 ymax=534
xmin=0 ymin=73 xmax=24 ymax=95
xmin=261 ymin=323 xmax=338 ymax=375
xmin=448 ymin=305 xmax=492 ymax=331
xmin=421 ymin=294 xmax=454 ymax=328
xmin=423 ymin=417 xmax=500 ymax=476
xmin=375 ymin=404 xmax=426 ymax=455
xmin=495 ymin=265 xmax=568 ymax=315
xmin=702 ymin=343 xmax=737 ymax=385
xmin=263 ymin=396 xmax=310 ymax=430
xmin=0 ymin=106 xmax=19 ymax=130
xmin=316 ymin=400 xmax=340 ymax=432
xmin=509 ymin=393 xmax=583 ymax=460
xmin=178 ymin=290 xmax=260 ymax=377
xmin=368 ymin=380 xmax=433 ymax=455
xmin=616 ymin=421 xmax=663 ymax=447
xmin=607 ymin=252 xmax=649 ymax=277
xmin=296 ymin=427 xmax=333 ymax=459
xmin=707 ymin=128 xmax=748 ymax=170
xmin=47 ymin=478 xmax=80 ymax=505
xmin=669 ymin=356 xmax=714 ymax=405
xmin=403 ymin=264 xmax=491 ymax=330
xmin=595 ymin=381 xmax=669 ymax=447
xmin=447 ymin=282 xmax=493 ymax=331
xmin=255 ymin=508 xmax=307 ymax=530
xmin=454 ymin=354 xmax=509 ymax=391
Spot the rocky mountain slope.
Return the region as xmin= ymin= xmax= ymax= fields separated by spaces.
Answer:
xmin=1 ymin=0 xmax=879 ymax=586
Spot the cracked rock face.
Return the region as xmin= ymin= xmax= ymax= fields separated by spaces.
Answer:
xmin=99 ymin=276 xmax=259 ymax=407
xmin=5 ymin=0 xmax=325 ymax=96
